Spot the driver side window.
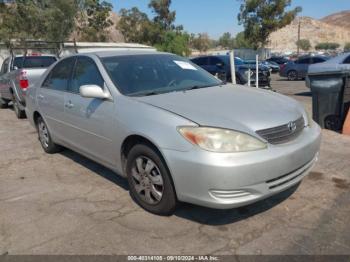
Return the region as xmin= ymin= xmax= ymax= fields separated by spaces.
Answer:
xmin=69 ymin=57 xmax=104 ymax=94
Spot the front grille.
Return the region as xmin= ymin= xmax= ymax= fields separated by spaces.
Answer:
xmin=256 ymin=117 xmax=305 ymax=144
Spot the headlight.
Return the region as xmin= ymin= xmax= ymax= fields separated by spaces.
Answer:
xmin=178 ymin=127 xmax=267 ymax=153
xmin=240 ymin=69 xmax=250 ymax=80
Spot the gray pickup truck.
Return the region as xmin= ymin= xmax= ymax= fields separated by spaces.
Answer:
xmin=0 ymin=55 xmax=57 ymax=118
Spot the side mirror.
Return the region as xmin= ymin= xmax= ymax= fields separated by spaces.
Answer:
xmin=13 ymin=66 xmax=18 ymax=70
xmin=79 ymin=85 xmax=111 ymax=100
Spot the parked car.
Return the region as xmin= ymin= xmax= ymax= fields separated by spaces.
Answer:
xmin=26 ymin=51 xmax=321 ymax=215
xmin=190 ymin=55 xmax=271 ymax=87
xmin=261 ymin=60 xmax=280 ymax=73
xmin=280 ymin=55 xmax=329 ymax=81
xmin=266 ymin=56 xmax=290 ymax=65
xmin=307 ymin=52 xmax=350 ymax=75
xmin=0 ymin=54 xmax=57 ymax=118
xmin=243 ymin=59 xmax=280 ymax=74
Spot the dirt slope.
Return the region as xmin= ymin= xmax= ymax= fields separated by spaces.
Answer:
xmin=268 ymin=11 xmax=350 ymax=52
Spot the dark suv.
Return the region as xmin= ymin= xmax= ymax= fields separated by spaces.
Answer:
xmin=280 ymin=55 xmax=329 ymax=81
xmin=191 ymin=55 xmax=271 ymax=87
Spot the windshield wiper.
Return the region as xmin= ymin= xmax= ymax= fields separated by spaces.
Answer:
xmin=184 ymin=83 xmax=224 ymax=91
xmin=130 ymin=90 xmax=165 ymax=97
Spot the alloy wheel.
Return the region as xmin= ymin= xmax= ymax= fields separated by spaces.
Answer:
xmin=288 ymin=71 xmax=297 ymax=81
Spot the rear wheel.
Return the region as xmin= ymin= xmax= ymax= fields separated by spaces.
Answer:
xmin=0 ymin=98 xmax=9 ymax=109
xmin=36 ymin=116 xmax=62 ymax=154
xmin=12 ymin=96 xmax=26 ymax=119
xmin=287 ymin=70 xmax=298 ymax=81
xmin=126 ymin=144 xmax=177 ymax=215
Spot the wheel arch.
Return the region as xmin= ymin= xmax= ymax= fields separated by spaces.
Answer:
xmin=33 ymin=111 xmax=42 ymax=127
xmin=120 ymin=134 xmax=178 ymax=199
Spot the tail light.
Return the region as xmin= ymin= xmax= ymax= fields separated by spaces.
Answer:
xmin=19 ymin=70 xmax=29 ymax=89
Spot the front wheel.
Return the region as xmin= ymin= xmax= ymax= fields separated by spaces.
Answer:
xmin=36 ymin=116 xmax=62 ymax=154
xmin=126 ymin=144 xmax=177 ymax=215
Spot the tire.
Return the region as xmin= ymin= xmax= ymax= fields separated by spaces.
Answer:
xmin=287 ymin=70 xmax=298 ymax=81
xmin=0 ymin=98 xmax=8 ymax=109
xmin=235 ymin=75 xmax=243 ymax=85
xmin=12 ymin=96 xmax=26 ymax=119
xmin=126 ymin=144 xmax=177 ymax=215
xmin=36 ymin=116 xmax=62 ymax=154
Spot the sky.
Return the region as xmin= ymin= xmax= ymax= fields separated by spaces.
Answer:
xmin=108 ymin=0 xmax=350 ymax=39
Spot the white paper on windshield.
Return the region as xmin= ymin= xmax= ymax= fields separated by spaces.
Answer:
xmin=174 ymin=60 xmax=197 ymax=70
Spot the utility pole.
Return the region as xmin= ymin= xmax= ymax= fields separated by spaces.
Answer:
xmin=297 ymin=18 xmax=301 ymax=56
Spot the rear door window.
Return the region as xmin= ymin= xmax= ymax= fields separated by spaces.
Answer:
xmin=42 ymin=57 xmax=75 ymax=92
xmin=69 ymin=57 xmax=104 ymax=94
xmin=13 ymin=56 xmax=57 ymax=69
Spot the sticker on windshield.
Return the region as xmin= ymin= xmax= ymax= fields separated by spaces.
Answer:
xmin=174 ymin=60 xmax=197 ymax=70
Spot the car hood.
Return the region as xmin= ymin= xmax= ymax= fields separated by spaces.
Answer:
xmin=134 ymin=85 xmax=304 ymax=135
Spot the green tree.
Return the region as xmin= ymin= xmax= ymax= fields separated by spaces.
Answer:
xmin=218 ymin=32 xmax=235 ymax=49
xmin=234 ymin=31 xmax=253 ymax=48
xmin=345 ymin=43 xmax=350 ymax=52
xmin=46 ymin=0 xmax=80 ymax=42
xmin=156 ymin=31 xmax=190 ymax=56
xmin=0 ymin=0 xmax=114 ymax=43
xmin=296 ymin=39 xmax=311 ymax=51
xmin=117 ymin=0 xmax=190 ymax=56
xmin=191 ymin=33 xmax=211 ymax=53
xmin=118 ymin=8 xmax=148 ymax=43
xmin=148 ymin=0 xmax=176 ymax=31
xmin=77 ymin=0 xmax=113 ymax=42
xmin=238 ymin=0 xmax=301 ymax=49
xmin=315 ymin=42 xmax=340 ymax=50
xmin=0 ymin=0 xmax=79 ymax=42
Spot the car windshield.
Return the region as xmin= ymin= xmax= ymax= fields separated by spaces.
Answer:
xmin=101 ymin=54 xmax=222 ymax=96
xmin=13 ymin=56 xmax=57 ymax=69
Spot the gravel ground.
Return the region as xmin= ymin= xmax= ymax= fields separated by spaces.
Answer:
xmin=0 ymin=75 xmax=349 ymax=255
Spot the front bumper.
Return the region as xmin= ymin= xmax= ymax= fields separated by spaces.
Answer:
xmin=239 ymin=71 xmax=271 ymax=87
xmin=162 ymin=124 xmax=321 ymax=209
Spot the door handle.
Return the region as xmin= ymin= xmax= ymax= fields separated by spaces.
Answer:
xmin=38 ymin=94 xmax=44 ymax=100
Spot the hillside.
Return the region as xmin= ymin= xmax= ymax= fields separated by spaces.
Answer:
xmin=268 ymin=12 xmax=350 ymax=53
xmin=105 ymin=12 xmax=124 ymax=42
xmin=321 ymin=10 xmax=350 ymax=29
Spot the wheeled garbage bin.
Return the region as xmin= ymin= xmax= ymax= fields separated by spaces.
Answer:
xmin=307 ymin=70 xmax=350 ymax=131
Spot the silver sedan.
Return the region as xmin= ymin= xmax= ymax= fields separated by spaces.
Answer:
xmin=25 ymin=51 xmax=321 ymax=215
